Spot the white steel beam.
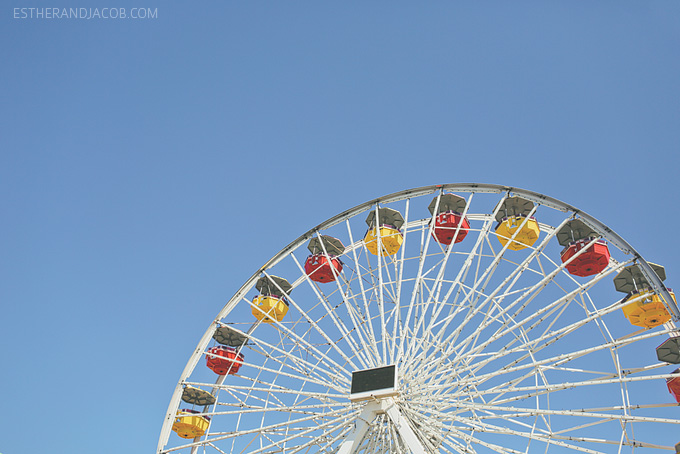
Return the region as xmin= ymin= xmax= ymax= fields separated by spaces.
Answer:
xmin=338 ymin=399 xmax=429 ymax=454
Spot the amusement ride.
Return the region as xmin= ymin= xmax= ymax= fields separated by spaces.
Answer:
xmin=158 ymin=184 xmax=680 ymax=453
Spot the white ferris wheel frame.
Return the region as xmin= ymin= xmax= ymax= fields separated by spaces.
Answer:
xmin=158 ymin=183 xmax=680 ymax=454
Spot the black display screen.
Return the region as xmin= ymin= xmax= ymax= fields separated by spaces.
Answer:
xmin=350 ymin=365 xmax=396 ymax=395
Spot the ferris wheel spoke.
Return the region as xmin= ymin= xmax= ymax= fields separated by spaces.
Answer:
xmin=472 ymin=372 xmax=680 ymax=408
xmin=427 ymin=326 xmax=674 ymax=402
xmin=455 ymin=423 xmax=607 ymax=453
xmin=404 ymin=206 xmax=528 ymax=376
xmin=404 ymin=403 xmax=610 ymax=453
xmin=402 ymin=282 xmax=511 ymax=385
xmin=443 ymin=433 xmax=519 ymax=454
xmin=228 ymin=356 xmax=333 ymax=412
xmin=258 ymin=351 xmax=300 ymax=440
xmin=245 ymin=413 xmax=355 ymax=454
xmin=197 ymin=404 xmax=352 ymax=427
xmin=388 ymin=198 xmax=411 ymax=365
xmin=244 ymin=335 xmax=350 ymax=389
xmin=317 ymin=237 xmax=383 ymax=370
xmin=401 ymin=191 xmax=443 ymax=359
xmin=431 ymin=193 xmax=476 ymax=304
xmin=413 ymin=417 xmax=523 ymax=454
xmin=387 ymin=202 xmax=413 ymax=365
xmin=208 ymin=399 xmax=349 ymax=428
xmin=204 ymin=441 xmax=230 ymax=454
xmin=289 ymin=252 xmax=374 ymax=370
xmin=340 ymin=264 xmax=383 ymax=366
xmin=345 ymin=219 xmax=382 ymax=363
xmin=374 ymin=206 xmax=389 ymax=364
xmin=401 ymin=210 xmax=498 ymax=371
xmin=375 ymin=217 xmax=415 ymax=366
xmin=550 ymin=415 xmax=642 ymax=437
xmin=452 ymin=413 xmax=676 ymax=451
xmin=197 ymin=384 xmax=346 ymax=404
xmin=442 ymin=400 xmax=680 ymax=426
xmin=245 ymin=355 xmax=344 ymax=396
xmin=423 ymin=260 xmax=633 ymax=388
xmin=439 ymin=240 xmax=578 ymax=369
xmin=469 ymin=219 xmax=567 ymax=321
xmin=199 ymin=406 xmax=357 ymax=449
xmin=359 ymin=423 xmax=379 ymax=452
xmin=241 ymin=302 xmax=353 ymax=380
xmin=387 ymin=421 xmax=406 ymax=454
xmin=580 ymin=290 xmax=618 ymax=348
xmin=286 ymin=424 xmax=354 ymax=454
xmin=260 ymin=270 xmax=362 ymax=372
xmin=468 ymin=206 xmax=549 ymax=309
xmin=503 ymin=253 xmax=624 ymax=334
xmin=476 ymin=296 xmax=630 ymax=379
xmin=475 ymin=315 xmax=552 ymax=400
xmin=459 ymin=204 xmax=540 ymax=313
xmin=242 ymin=336 xmax=349 ymax=394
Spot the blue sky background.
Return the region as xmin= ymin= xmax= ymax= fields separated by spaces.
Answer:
xmin=1 ymin=2 xmax=679 ymax=453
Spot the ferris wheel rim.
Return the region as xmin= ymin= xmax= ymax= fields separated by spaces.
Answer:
xmin=158 ymin=183 xmax=680 ymax=454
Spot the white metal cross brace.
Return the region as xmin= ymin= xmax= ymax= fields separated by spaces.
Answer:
xmin=337 ymin=398 xmax=428 ymax=454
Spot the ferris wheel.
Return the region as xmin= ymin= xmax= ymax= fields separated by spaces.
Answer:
xmin=158 ymin=184 xmax=680 ymax=454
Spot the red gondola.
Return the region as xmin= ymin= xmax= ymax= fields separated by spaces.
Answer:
xmin=305 ymin=254 xmax=343 ymax=283
xmin=433 ymin=211 xmax=470 ymax=245
xmin=560 ymin=238 xmax=610 ymax=277
xmin=667 ymin=369 xmax=680 ymax=403
xmin=304 ymin=235 xmax=345 ymax=283
xmin=429 ymin=193 xmax=470 ymax=246
xmin=206 ymin=346 xmax=244 ymax=375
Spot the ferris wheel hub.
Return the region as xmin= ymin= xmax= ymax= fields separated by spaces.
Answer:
xmin=349 ymin=364 xmax=399 ymax=402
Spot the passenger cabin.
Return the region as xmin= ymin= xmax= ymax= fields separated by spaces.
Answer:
xmin=657 ymin=338 xmax=680 ymax=364
xmin=181 ymin=386 xmax=216 ymax=406
xmin=614 ymin=264 xmax=673 ymax=328
xmin=667 ymin=369 xmax=680 ymax=403
xmin=621 ymin=290 xmax=673 ymax=328
xmin=494 ymin=196 xmax=540 ymax=251
xmin=206 ymin=345 xmax=244 ymax=375
xmin=556 ymin=219 xmax=610 ymax=277
xmin=364 ymin=207 xmax=404 ymax=256
xmin=304 ymin=235 xmax=345 ymax=283
xmin=428 ymin=193 xmax=470 ymax=245
xmin=172 ymin=409 xmax=210 ymax=439
xmin=213 ymin=325 xmax=248 ymax=348
xmin=252 ymin=275 xmax=292 ymax=323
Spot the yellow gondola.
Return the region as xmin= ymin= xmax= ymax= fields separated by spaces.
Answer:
xmin=252 ymin=295 xmax=289 ymax=323
xmin=364 ymin=226 xmax=403 ymax=256
xmin=621 ymin=290 xmax=674 ymax=328
xmin=364 ymin=207 xmax=405 ymax=257
xmin=495 ymin=215 xmax=540 ymax=251
xmin=172 ymin=410 xmax=210 ymax=439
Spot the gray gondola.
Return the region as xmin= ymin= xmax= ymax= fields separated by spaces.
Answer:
xmin=428 ymin=193 xmax=467 ymax=215
xmin=657 ymin=338 xmax=680 ymax=364
xmin=613 ymin=263 xmax=666 ymax=294
xmin=213 ymin=325 xmax=248 ymax=347
xmin=556 ymin=219 xmax=599 ymax=247
xmin=181 ymin=386 xmax=217 ymax=406
xmin=365 ymin=207 xmax=404 ymax=230
xmin=308 ymin=235 xmax=345 ymax=256
xmin=255 ymin=275 xmax=292 ymax=297
xmin=494 ymin=196 xmax=535 ymax=223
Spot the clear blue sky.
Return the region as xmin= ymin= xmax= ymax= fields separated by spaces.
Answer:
xmin=1 ymin=2 xmax=679 ymax=453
